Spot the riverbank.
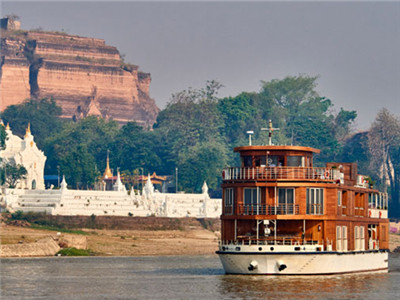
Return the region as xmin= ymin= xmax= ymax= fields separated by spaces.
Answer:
xmin=0 ymin=218 xmax=220 ymax=257
xmin=1 ymin=217 xmax=400 ymax=257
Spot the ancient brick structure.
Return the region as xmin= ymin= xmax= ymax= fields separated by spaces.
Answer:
xmin=0 ymin=21 xmax=159 ymax=127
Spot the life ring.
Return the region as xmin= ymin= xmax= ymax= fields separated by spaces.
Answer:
xmin=325 ymin=171 xmax=330 ymax=178
xmin=379 ymin=211 xmax=382 ymax=218
xmin=369 ymin=210 xmax=371 ymax=217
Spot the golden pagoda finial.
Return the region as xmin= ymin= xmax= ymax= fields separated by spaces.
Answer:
xmin=0 ymin=120 xmax=4 ymax=127
xmin=6 ymin=123 xmax=10 ymax=130
xmin=103 ymin=150 xmax=113 ymax=178
xmin=25 ymin=122 xmax=31 ymax=138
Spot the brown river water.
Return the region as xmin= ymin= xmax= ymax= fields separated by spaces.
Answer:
xmin=1 ymin=253 xmax=399 ymax=299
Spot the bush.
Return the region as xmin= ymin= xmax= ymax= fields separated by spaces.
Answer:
xmin=56 ymin=247 xmax=93 ymax=256
xmin=11 ymin=210 xmax=24 ymax=220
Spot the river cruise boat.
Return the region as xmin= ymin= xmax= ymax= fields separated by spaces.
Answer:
xmin=217 ymin=123 xmax=389 ymax=275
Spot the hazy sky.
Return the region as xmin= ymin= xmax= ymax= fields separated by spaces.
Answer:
xmin=2 ymin=1 xmax=399 ymax=129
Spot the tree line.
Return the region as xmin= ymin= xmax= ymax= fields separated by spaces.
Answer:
xmin=1 ymin=75 xmax=399 ymax=216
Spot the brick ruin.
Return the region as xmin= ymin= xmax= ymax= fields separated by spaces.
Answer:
xmin=0 ymin=20 xmax=159 ymax=127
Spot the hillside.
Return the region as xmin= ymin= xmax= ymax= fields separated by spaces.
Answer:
xmin=0 ymin=22 xmax=159 ymax=126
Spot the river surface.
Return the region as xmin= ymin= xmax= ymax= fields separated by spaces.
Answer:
xmin=1 ymin=253 xmax=399 ymax=299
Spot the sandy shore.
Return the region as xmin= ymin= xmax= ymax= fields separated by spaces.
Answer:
xmin=0 ymin=224 xmax=220 ymax=256
xmin=1 ymin=223 xmax=399 ymax=256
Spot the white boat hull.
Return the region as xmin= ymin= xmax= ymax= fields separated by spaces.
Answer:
xmin=217 ymin=250 xmax=388 ymax=275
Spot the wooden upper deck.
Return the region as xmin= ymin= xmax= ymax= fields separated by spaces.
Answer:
xmin=220 ymin=141 xmax=389 ymax=251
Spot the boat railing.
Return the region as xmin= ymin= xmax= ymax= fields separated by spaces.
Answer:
xmin=224 ymin=206 xmax=234 ymax=215
xmin=222 ymin=167 xmax=336 ymax=181
xmin=238 ymin=204 xmax=299 ymax=215
xmin=219 ymin=237 xmax=324 ymax=247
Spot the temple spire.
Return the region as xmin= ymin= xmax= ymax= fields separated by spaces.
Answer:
xmin=103 ymin=150 xmax=113 ymax=178
xmin=60 ymin=175 xmax=68 ymax=190
xmin=113 ymin=170 xmax=126 ymax=192
xmin=202 ymin=181 xmax=209 ymax=195
xmin=24 ymin=123 xmax=31 ymax=138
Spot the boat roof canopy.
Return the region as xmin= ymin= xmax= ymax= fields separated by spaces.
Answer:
xmin=234 ymin=145 xmax=321 ymax=154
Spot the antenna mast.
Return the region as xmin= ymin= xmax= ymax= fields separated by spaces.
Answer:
xmin=261 ymin=120 xmax=280 ymax=146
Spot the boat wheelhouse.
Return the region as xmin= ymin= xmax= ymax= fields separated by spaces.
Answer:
xmin=217 ymin=122 xmax=389 ymax=275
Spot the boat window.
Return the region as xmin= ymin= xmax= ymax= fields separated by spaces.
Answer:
xmin=354 ymin=226 xmax=359 ymax=251
xmin=286 ymin=156 xmax=304 ymax=167
xmin=242 ymin=156 xmax=252 ymax=167
xmin=360 ymin=226 xmax=365 ymax=250
xmin=244 ymin=188 xmax=259 ymax=206
xmin=278 ymin=188 xmax=295 ymax=214
xmin=336 ymin=226 xmax=348 ymax=251
xmin=306 ymin=188 xmax=324 ymax=215
xmin=268 ymin=155 xmax=284 ymax=167
xmin=336 ymin=226 xmax=342 ymax=251
xmin=224 ymin=188 xmax=234 ymax=215
xmin=254 ymin=156 xmax=266 ymax=167
xmin=342 ymin=226 xmax=348 ymax=251
xmin=354 ymin=226 xmax=365 ymax=251
xmin=337 ymin=191 xmax=342 ymax=206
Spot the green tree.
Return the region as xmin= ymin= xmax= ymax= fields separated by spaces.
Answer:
xmin=0 ymin=124 xmax=6 ymax=149
xmin=155 ymin=80 xmax=224 ymax=149
xmin=259 ymin=75 xmax=356 ymax=163
xmin=111 ymin=122 xmax=163 ymax=175
xmin=341 ymin=131 xmax=370 ymax=174
xmin=1 ymin=125 xmax=7 ymax=184
xmin=177 ymin=140 xmax=229 ymax=193
xmin=218 ymin=92 xmax=257 ymax=146
xmin=154 ymin=80 xmax=227 ymax=178
xmin=261 ymin=75 xmax=319 ymax=111
xmin=0 ymin=98 xmax=63 ymax=149
xmin=367 ymin=109 xmax=400 ymax=217
xmin=333 ymin=108 xmax=358 ymax=144
xmin=1 ymin=162 xmax=27 ymax=188
xmin=45 ymin=116 xmax=119 ymax=188
xmin=57 ymin=143 xmax=98 ymax=189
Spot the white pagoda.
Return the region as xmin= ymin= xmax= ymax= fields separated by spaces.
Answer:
xmin=0 ymin=123 xmax=46 ymax=189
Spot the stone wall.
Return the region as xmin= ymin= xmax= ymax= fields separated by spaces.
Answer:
xmin=0 ymin=234 xmax=87 ymax=258
xmin=2 ymin=187 xmax=222 ymax=218
xmin=0 ymin=237 xmax=60 ymax=257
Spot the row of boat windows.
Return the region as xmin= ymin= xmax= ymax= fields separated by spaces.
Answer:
xmin=242 ymin=155 xmax=309 ymax=167
xmin=337 ymin=191 xmax=388 ymax=210
xmin=225 ymin=188 xmax=388 ymax=215
xmin=225 ymin=187 xmax=324 ymax=215
xmin=336 ymin=226 xmax=366 ymax=251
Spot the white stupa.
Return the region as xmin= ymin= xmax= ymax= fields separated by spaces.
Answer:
xmin=0 ymin=123 xmax=46 ymax=189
